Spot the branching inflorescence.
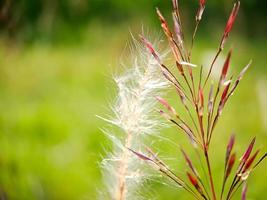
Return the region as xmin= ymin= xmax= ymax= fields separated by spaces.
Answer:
xmin=128 ymin=0 xmax=266 ymax=200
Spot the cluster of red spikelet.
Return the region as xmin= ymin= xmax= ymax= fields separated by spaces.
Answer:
xmin=130 ymin=0 xmax=266 ymax=199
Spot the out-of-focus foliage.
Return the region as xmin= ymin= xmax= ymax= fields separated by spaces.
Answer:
xmin=0 ymin=0 xmax=266 ymax=200
xmin=0 ymin=0 xmax=267 ymax=42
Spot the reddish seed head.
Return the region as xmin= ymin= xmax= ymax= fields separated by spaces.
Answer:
xmin=220 ymin=80 xmax=231 ymax=105
xmin=218 ymin=80 xmax=231 ymax=115
xmin=156 ymin=7 xmax=165 ymax=23
xmin=224 ymin=1 xmax=240 ymax=36
xmin=198 ymin=87 xmax=204 ymax=116
xmin=220 ymin=2 xmax=240 ymax=48
xmin=196 ymin=0 xmax=206 ymax=21
xmin=156 ymin=96 xmax=176 ymax=115
xmin=139 ymin=35 xmax=161 ymax=63
xmin=173 ymin=13 xmax=181 ymax=36
xmin=227 ymin=134 xmax=235 ymax=157
xmin=226 ymin=153 xmax=236 ymax=178
xmin=172 ymin=0 xmax=178 ymax=10
xmin=176 ymin=61 xmax=184 ymax=74
xmin=175 ymin=87 xmax=186 ymax=105
xmin=187 ymin=172 xmax=203 ymax=195
xmin=200 ymin=0 xmax=205 ymax=7
xmin=220 ymin=50 xmax=232 ymax=84
xmin=225 ymin=134 xmax=235 ymax=168
xmin=227 ymin=134 xmax=235 ymax=152
xmin=156 ymin=8 xmax=173 ymax=38
xmin=243 ymin=149 xmax=260 ymax=172
xmin=187 ymin=172 xmax=198 ymax=187
xmin=241 ymin=137 xmax=256 ymax=163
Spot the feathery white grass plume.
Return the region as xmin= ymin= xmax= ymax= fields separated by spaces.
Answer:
xmin=99 ymin=36 xmax=169 ymax=200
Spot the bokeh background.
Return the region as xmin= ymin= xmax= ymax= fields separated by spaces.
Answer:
xmin=0 ymin=0 xmax=266 ymax=199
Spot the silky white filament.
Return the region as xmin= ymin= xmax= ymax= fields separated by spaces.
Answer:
xmin=99 ymin=38 xmax=169 ymax=200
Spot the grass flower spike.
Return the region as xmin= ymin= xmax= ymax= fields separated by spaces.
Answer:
xmin=130 ymin=1 xmax=266 ymax=200
xmin=102 ymin=1 xmax=266 ymax=200
xmin=99 ymin=38 xmax=169 ymax=200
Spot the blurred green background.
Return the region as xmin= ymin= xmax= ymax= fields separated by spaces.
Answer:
xmin=0 ymin=0 xmax=266 ymax=199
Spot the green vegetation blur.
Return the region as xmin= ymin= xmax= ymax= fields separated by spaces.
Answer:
xmin=0 ymin=0 xmax=266 ymax=199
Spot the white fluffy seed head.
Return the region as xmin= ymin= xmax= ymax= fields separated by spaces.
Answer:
xmin=112 ymin=38 xmax=169 ymax=136
xmin=99 ymin=37 xmax=169 ymax=200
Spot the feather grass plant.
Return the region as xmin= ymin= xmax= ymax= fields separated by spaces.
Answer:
xmin=99 ymin=38 xmax=169 ymax=200
xmin=127 ymin=0 xmax=266 ymax=200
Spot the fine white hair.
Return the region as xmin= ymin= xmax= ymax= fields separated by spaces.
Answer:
xmin=98 ymin=36 xmax=169 ymax=200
